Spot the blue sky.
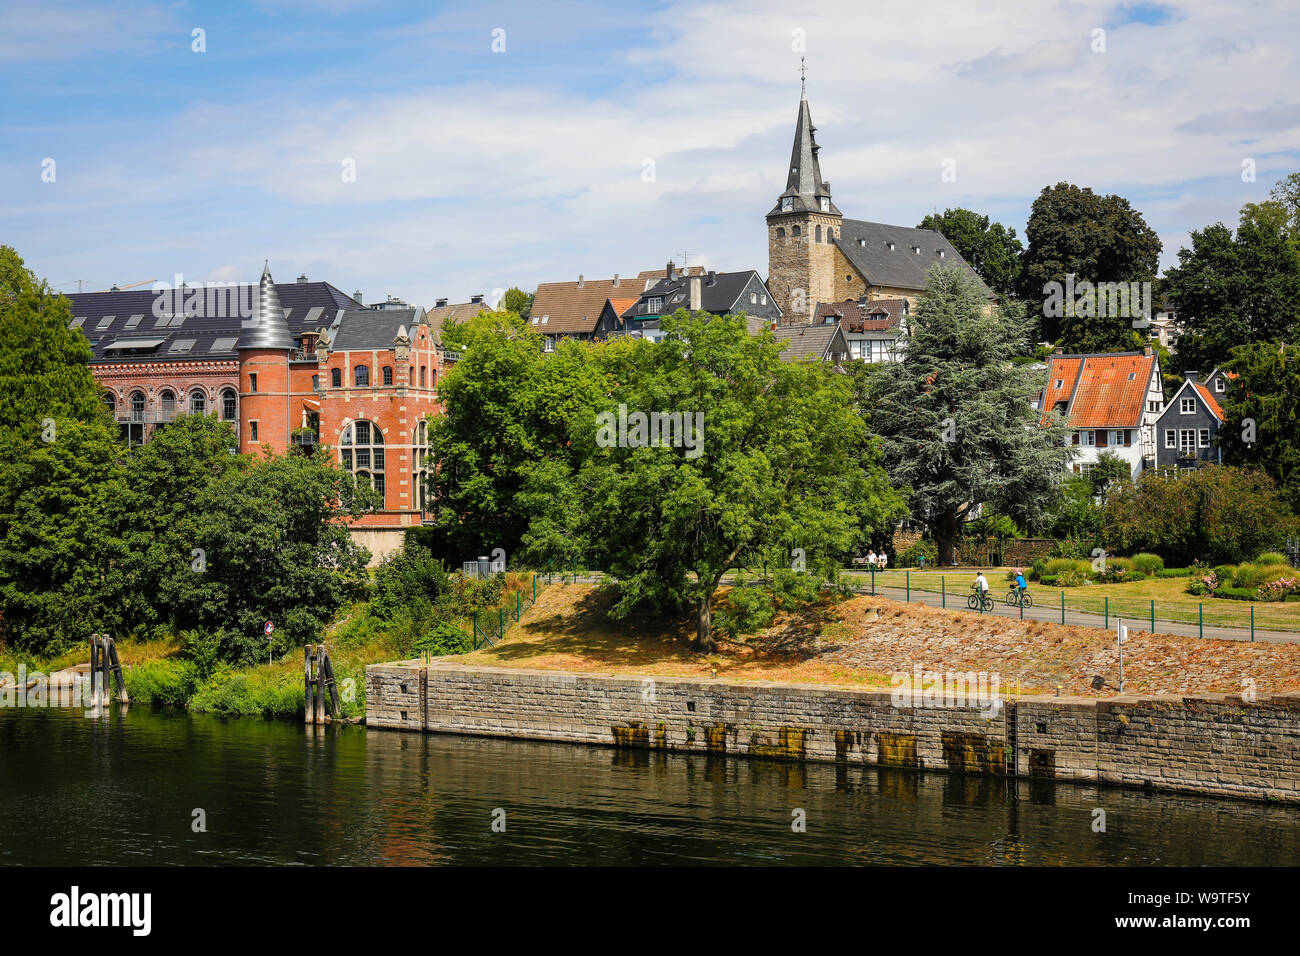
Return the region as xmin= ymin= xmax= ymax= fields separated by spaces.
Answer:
xmin=2 ymin=0 xmax=1297 ymax=307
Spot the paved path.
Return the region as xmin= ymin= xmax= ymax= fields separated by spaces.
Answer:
xmin=553 ymin=573 xmax=1300 ymax=644
xmin=851 ymin=583 xmax=1300 ymax=644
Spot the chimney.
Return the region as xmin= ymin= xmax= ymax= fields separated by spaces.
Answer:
xmin=353 ymin=290 xmax=363 ymax=303
xmin=1185 ymin=369 xmax=1199 ymax=383
xmin=666 ymin=260 xmax=675 ymax=281
xmin=1144 ymin=346 xmax=1153 ymax=356
xmin=470 ymin=293 xmax=484 ymax=304
xmin=297 ymin=273 xmax=308 ymax=284
xmin=770 ymin=320 xmax=778 ymax=331
xmin=689 ymin=275 xmax=702 ymax=311
xmin=435 ymin=297 xmax=448 ymax=308
xmin=577 ymin=274 xmax=584 ymax=289
xmin=706 ymin=270 xmax=716 ymax=286
xmin=613 ymin=274 xmax=620 ymax=287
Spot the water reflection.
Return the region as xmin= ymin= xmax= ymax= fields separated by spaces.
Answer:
xmin=0 ymin=708 xmax=1295 ymax=866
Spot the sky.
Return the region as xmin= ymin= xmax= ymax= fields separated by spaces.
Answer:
xmin=2 ymin=0 xmax=1298 ymax=307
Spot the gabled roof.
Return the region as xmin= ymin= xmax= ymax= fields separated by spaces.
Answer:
xmin=1191 ymin=381 xmax=1226 ymax=422
xmin=423 ymin=300 xmax=487 ymax=346
xmin=814 ymin=297 xmax=909 ymax=333
xmin=833 ymin=220 xmax=993 ymax=297
xmin=531 ymin=275 xmax=650 ymax=335
xmin=326 ymin=308 xmax=427 ymax=351
xmin=1160 ymin=378 xmax=1227 ymax=424
xmin=69 ymin=278 xmax=359 ymax=365
xmin=1041 ymin=352 xmax=1158 ymax=428
xmin=620 ymin=270 xmax=774 ymax=319
xmin=769 ymin=322 xmax=847 ymax=362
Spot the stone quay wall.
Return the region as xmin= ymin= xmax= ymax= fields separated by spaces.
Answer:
xmin=365 ymin=662 xmax=1300 ymax=803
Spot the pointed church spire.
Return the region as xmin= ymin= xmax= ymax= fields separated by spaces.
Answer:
xmin=239 ymin=260 xmax=294 ymax=350
xmin=768 ymin=74 xmax=840 ymax=218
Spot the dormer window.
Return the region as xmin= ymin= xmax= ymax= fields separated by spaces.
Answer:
xmin=886 ymin=241 xmax=895 ymax=251
xmin=938 ymin=250 xmax=946 ymax=258
xmin=1215 ymin=378 xmax=1225 ymax=392
xmin=1054 ymin=379 xmax=1063 ymax=390
xmin=647 ymin=297 xmax=663 ymax=314
xmin=912 ymin=246 xmax=921 ymax=254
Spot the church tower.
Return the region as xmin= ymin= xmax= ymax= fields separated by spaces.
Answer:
xmin=766 ymin=73 xmax=842 ymax=322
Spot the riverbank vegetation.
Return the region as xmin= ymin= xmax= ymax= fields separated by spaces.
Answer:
xmin=465 ymin=582 xmax=1300 ymax=698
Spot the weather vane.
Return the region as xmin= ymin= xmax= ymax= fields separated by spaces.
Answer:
xmin=799 ymin=56 xmax=807 ymax=94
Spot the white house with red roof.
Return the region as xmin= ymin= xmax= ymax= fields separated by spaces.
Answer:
xmin=1037 ymin=348 xmax=1165 ymax=479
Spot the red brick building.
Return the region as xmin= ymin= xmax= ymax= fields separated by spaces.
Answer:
xmin=69 ymin=265 xmax=456 ymax=562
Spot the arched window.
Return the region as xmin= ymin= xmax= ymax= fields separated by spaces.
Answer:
xmin=102 ymin=392 xmax=116 ymax=413
xmin=189 ymin=390 xmax=206 ymax=416
xmin=221 ymin=388 xmax=237 ymax=421
xmin=382 ymin=366 xmax=393 ymax=386
xmin=130 ymin=390 xmax=146 ymax=423
xmin=815 ymin=225 xmax=822 ymax=242
xmin=413 ymin=418 xmax=430 ymax=513
xmin=354 ymin=365 xmax=369 ymax=387
xmin=339 ymin=420 xmax=385 ymax=501
xmin=420 ymin=366 xmax=426 ymax=387
xmin=160 ymin=390 xmax=175 ymax=420
xmin=331 ymin=368 xmax=342 ymax=388
xmin=792 ymin=225 xmax=801 ymax=237
xmin=776 ymin=227 xmax=786 ymax=239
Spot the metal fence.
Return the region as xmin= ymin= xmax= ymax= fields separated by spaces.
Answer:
xmin=470 ymin=573 xmax=542 ymax=649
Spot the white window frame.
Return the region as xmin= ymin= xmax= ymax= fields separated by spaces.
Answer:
xmin=1180 ymin=397 xmax=1196 ymax=414
xmin=1165 ymin=429 xmax=1175 ymax=449
xmin=1199 ymin=429 xmax=1210 ymax=448
xmin=1082 ymin=430 xmax=1095 ymax=447
xmin=1179 ymin=428 xmax=1196 ymax=451
xmin=1215 ymin=378 xmax=1225 ymax=392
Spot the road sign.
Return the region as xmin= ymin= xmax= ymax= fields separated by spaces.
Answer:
xmin=264 ymin=621 xmax=274 ymax=636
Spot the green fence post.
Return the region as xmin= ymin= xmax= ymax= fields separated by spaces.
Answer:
xmin=871 ymin=568 xmax=876 ymax=596
xmin=1150 ymin=599 xmax=1155 ymax=634
xmin=473 ymin=611 xmax=478 ymax=649
xmin=499 ymin=607 xmax=505 ymax=637
xmin=906 ymin=570 xmax=911 ymax=603
xmin=941 ymin=576 xmax=946 ymax=608
xmin=533 ymin=575 xmax=537 ymax=601
xmin=1105 ymin=596 xmax=1109 ymax=630
xmin=516 ymin=590 xmax=521 ymax=620
xmin=1019 ymin=593 xmax=1024 ymax=620
xmin=1250 ymin=605 xmax=1255 ymax=643
xmin=1061 ymin=591 xmax=1065 ymax=626
xmin=1199 ymin=603 xmax=1203 ymax=640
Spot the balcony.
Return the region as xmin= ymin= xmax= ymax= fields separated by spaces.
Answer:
xmin=292 ymin=430 xmax=319 ymax=446
xmin=293 ymin=350 xmax=318 ymax=363
xmin=116 ymin=409 xmax=180 ymax=425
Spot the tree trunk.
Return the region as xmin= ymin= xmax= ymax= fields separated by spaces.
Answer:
xmin=693 ymin=594 xmax=716 ymax=653
xmin=938 ymin=535 xmax=956 ymax=567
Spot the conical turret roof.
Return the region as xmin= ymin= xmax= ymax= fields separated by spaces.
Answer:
xmin=767 ymin=88 xmax=841 ymax=218
xmin=239 ymin=261 xmax=294 ymax=350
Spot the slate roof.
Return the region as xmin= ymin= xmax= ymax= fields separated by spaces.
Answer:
xmin=1040 ymin=352 xmax=1158 ymax=428
xmin=769 ymin=322 xmax=847 ymax=362
xmin=766 ymin=94 xmax=840 ymax=218
xmin=834 ymin=220 xmax=992 ymax=297
xmin=814 ymin=297 xmax=909 ymax=333
xmin=326 ymin=308 xmax=426 ymax=351
xmin=69 ymin=279 xmax=358 ymax=364
xmin=620 ymin=271 xmax=769 ymax=319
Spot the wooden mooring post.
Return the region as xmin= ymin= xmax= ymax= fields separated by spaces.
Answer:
xmin=88 ymin=633 xmax=129 ymax=706
xmin=304 ymin=643 xmax=340 ymax=725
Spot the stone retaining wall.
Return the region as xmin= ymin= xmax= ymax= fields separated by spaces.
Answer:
xmin=365 ymin=662 xmax=1300 ymax=803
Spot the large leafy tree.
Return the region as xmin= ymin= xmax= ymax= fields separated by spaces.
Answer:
xmin=1102 ymin=465 xmax=1294 ymax=565
xmin=1017 ymin=183 xmax=1161 ymax=349
xmin=1217 ymin=341 xmax=1300 ymax=513
xmin=917 ymin=208 xmax=1023 ymax=300
xmin=428 ymin=310 xmax=609 ymax=563
xmin=1163 ymin=201 xmax=1300 ymax=374
xmin=545 ymin=310 xmax=904 ymax=652
xmin=869 ymin=266 xmax=1072 ymax=565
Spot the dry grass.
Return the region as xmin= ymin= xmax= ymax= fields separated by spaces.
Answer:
xmin=461 ymin=583 xmax=1300 ymax=698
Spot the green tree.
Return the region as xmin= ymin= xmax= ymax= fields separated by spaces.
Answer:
xmin=502 ymin=287 xmax=533 ymax=318
xmin=1163 ymin=201 xmax=1300 ymax=373
xmin=1101 ymin=466 xmax=1295 ymax=565
xmin=1269 ymin=170 xmax=1300 ymax=233
xmin=917 ymin=208 xmax=1023 ymax=299
xmin=1018 ymin=183 xmax=1161 ymax=348
xmin=551 ymin=309 xmax=904 ymax=651
xmin=1217 ymin=341 xmax=1300 ymax=512
xmin=1087 ymin=452 xmax=1132 ymax=495
xmin=869 ymin=266 xmax=1073 ymax=565
xmin=428 ymin=309 xmax=609 ymax=562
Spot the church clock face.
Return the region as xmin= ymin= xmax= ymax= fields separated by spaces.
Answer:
xmin=781 ymin=197 xmax=794 ymax=212
xmin=820 ymin=198 xmax=830 ymax=212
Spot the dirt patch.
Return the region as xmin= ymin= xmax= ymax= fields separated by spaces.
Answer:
xmin=460 ymin=583 xmax=1300 ymax=697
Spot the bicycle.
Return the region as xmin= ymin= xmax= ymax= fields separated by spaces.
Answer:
xmin=967 ymin=588 xmax=994 ymax=612
xmin=1005 ymin=586 xmax=1033 ymax=608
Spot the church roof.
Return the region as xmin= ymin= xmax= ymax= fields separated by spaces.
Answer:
xmin=833 ymin=220 xmax=993 ymax=297
xmin=767 ymin=93 xmax=840 ymax=217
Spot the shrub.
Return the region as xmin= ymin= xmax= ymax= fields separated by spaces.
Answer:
xmin=772 ymin=568 xmax=822 ymax=608
xmin=1045 ymin=558 xmax=1090 ymax=577
xmin=1039 ymin=574 xmax=1059 ymax=586
xmin=1056 ymin=569 xmax=1086 ymax=587
xmin=1230 ymin=564 xmax=1269 ymax=590
xmin=1130 ymin=553 xmax=1165 ymax=575
xmin=1211 ymin=565 xmax=1236 ymax=586
xmin=716 ymin=583 xmax=776 ymax=640
xmin=1155 ymin=568 xmax=1190 ymax=578
xmin=413 ymin=620 xmax=474 ymax=657
xmin=1048 ymin=538 xmax=1094 ymax=561
xmin=1256 ymin=552 xmax=1291 ymax=566
xmin=124 ymin=658 xmax=198 ymax=708
xmin=1259 ymin=577 xmax=1300 ymax=601
xmin=897 ymin=539 xmax=937 ymax=568
xmin=1215 ymin=587 xmax=1259 ymax=602
xmin=188 ymin=670 xmax=303 ymax=718
xmin=371 ymin=545 xmax=449 ymax=624
xmin=1030 ymin=558 xmax=1048 ymax=581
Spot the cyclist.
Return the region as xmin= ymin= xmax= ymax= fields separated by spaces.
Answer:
xmin=974 ymin=571 xmax=989 ymax=598
xmin=1013 ymin=568 xmax=1028 ymax=599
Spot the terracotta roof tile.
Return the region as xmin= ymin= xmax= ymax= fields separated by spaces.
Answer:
xmin=1042 ymin=352 xmax=1156 ymax=428
xmin=1192 ymin=381 xmax=1226 ymax=422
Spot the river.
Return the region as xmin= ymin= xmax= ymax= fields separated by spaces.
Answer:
xmin=1 ymin=707 xmax=1296 ymax=866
